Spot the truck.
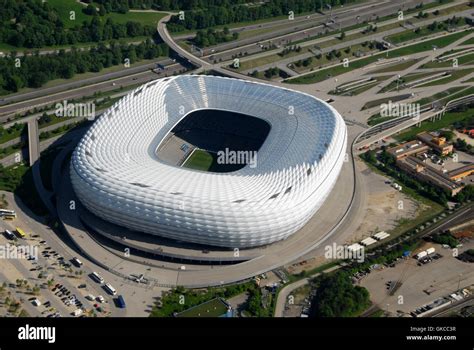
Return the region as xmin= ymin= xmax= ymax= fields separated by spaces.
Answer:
xmin=116 ymin=295 xmax=126 ymax=308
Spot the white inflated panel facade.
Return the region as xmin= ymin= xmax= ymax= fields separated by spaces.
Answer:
xmin=70 ymin=75 xmax=347 ymax=248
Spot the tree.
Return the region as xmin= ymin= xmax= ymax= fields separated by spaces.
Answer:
xmin=310 ymin=271 xmax=371 ymax=317
xmin=439 ymin=130 xmax=455 ymax=141
xmin=83 ymin=4 xmax=98 ymax=16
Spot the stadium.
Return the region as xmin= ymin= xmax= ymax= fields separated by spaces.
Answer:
xmin=70 ymin=75 xmax=347 ymax=248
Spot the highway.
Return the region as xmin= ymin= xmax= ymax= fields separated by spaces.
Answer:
xmin=195 ymin=0 xmax=443 ymax=64
xmin=171 ymin=0 xmax=391 ymax=42
xmin=0 ymin=62 xmax=185 ymax=120
xmin=238 ymin=10 xmax=473 ymax=76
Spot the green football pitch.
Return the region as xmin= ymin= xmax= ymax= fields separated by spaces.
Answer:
xmin=182 ymin=149 xmax=215 ymax=171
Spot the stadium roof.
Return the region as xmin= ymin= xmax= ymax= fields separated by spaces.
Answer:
xmin=71 ymin=75 xmax=347 ymax=247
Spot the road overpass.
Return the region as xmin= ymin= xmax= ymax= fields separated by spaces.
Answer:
xmin=27 ymin=119 xmax=39 ymax=166
xmin=354 ymin=94 xmax=474 ymax=149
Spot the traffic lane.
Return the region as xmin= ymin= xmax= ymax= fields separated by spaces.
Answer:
xmin=204 ymin=25 xmax=326 ymax=65
xmin=0 ymin=65 xmax=184 ymax=120
xmin=0 ymin=60 xmax=179 ymax=107
xmin=173 ymin=0 xmax=392 ymax=41
xmin=201 ymin=0 xmax=434 ymax=63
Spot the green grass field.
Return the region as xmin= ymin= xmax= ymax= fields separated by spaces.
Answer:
xmin=47 ymin=0 xmax=166 ymax=28
xmin=461 ymin=37 xmax=474 ymax=45
xmin=47 ymin=0 xmax=91 ymax=28
xmin=177 ymin=298 xmax=228 ymax=317
xmin=105 ymin=11 xmax=166 ymax=26
xmin=182 ymin=149 xmax=215 ymax=171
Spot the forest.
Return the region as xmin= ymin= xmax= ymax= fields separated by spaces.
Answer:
xmin=0 ymin=40 xmax=168 ymax=94
xmin=90 ymin=0 xmax=360 ymax=31
xmin=0 ymin=0 xmax=156 ymax=49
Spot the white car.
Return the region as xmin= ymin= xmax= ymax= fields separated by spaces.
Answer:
xmin=31 ymin=298 xmax=41 ymax=306
xmin=85 ymin=294 xmax=95 ymax=301
xmin=96 ymin=295 xmax=105 ymax=303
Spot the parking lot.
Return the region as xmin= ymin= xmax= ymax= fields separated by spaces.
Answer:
xmin=0 ymin=228 xmax=116 ymax=317
xmin=359 ymin=240 xmax=474 ymax=316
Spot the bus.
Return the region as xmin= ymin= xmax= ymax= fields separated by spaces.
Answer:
xmin=15 ymin=227 xmax=26 ymax=238
xmin=104 ymin=283 xmax=117 ymax=296
xmin=91 ymin=271 xmax=104 ymax=284
xmin=116 ymin=295 xmax=126 ymax=308
xmin=4 ymin=230 xmax=15 ymax=240
xmin=0 ymin=209 xmax=16 ymax=215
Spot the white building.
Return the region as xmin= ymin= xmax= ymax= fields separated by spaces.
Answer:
xmin=70 ymin=75 xmax=347 ymax=248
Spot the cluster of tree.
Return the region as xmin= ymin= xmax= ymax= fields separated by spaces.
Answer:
xmin=0 ymin=123 xmax=26 ymax=143
xmin=278 ymin=45 xmax=302 ymax=57
xmin=83 ymin=3 xmax=107 ymax=16
xmin=326 ymin=49 xmax=342 ymax=60
xmin=193 ymin=27 xmax=238 ymax=47
xmin=345 ymin=238 xmax=419 ymax=276
xmin=39 ymin=121 xmax=86 ymax=141
xmin=456 ymin=185 xmax=474 ymax=203
xmin=454 ymin=138 xmax=473 ymax=155
xmin=0 ymin=0 xmax=155 ymax=48
xmin=361 ymin=40 xmax=384 ymax=50
xmin=362 ymin=24 xmax=377 ymax=34
xmin=0 ymin=41 xmax=168 ymax=93
xmin=439 ymin=130 xmax=455 ymax=141
xmin=426 ymin=16 xmax=464 ymax=32
xmin=263 ymin=67 xmax=283 ymax=79
xmin=309 ymin=271 xmax=371 ymax=317
xmin=417 ymin=11 xmax=429 ymax=19
xmin=166 ymin=0 xmax=360 ymax=32
xmin=246 ymin=288 xmax=264 ymax=316
xmin=362 ymin=149 xmax=450 ymax=206
xmin=431 ymin=232 xmax=459 ymax=248
xmin=294 ymin=57 xmax=313 ymax=68
xmin=84 ymin=0 xmax=129 ymax=14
